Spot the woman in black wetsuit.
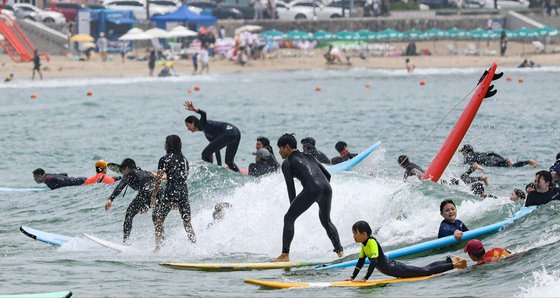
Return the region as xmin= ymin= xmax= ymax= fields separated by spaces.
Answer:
xmin=274 ymin=133 xmax=343 ymax=262
xmin=151 ymin=135 xmax=196 ymax=251
xmin=184 ymin=101 xmax=241 ymax=172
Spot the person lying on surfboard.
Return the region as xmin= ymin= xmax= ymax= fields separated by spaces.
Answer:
xmin=459 ymin=144 xmax=538 ymax=168
xmin=464 ymin=239 xmax=510 ymax=265
xmin=32 ymin=168 xmax=86 ymax=190
xmin=438 ymin=200 xmax=469 ymax=240
xmin=330 ymin=141 xmax=357 ymax=165
xmin=346 ymin=221 xmax=467 ymax=282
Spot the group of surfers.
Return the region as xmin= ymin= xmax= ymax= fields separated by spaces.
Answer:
xmin=30 ymin=101 xmax=560 ymax=281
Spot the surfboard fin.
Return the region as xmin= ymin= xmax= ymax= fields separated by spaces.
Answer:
xmin=492 ymin=72 xmax=503 ymax=80
xmin=477 ymin=70 xmax=489 ymax=85
xmin=484 ymin=85 xmax=497 ymax=98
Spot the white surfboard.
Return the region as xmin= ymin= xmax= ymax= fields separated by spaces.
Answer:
xmin=84 ymin=233 xmax=144 ymax=253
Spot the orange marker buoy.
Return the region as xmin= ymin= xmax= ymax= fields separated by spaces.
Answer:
xmin=86 ymin=90 xmax=93 ymax=96
xmin=194 ymin=85 xmax=201 ymax=91
xmin=30 ymin=93 xmax=37 ymax=100
xmin=364 ymin=83 xmax=372 ymax=89
xmin=315 ymin=86 xmax=321 ymax=92
xmin=419 ymin=79 xmax=426 ymax=86
xmin=187 ymin=89 xmax=193 ymax=94
xmin=506 ymin=76 xmax=512 ymax=81
xmin=518 ymin=77 xmax=524 ymax=83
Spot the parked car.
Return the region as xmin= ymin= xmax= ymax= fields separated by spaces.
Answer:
xmin=216 ymin=0 xmax=275 ymax=19
xmin=0 ymin=4 xmax=16 ymax=18
xmin=276 ymin=0 xmax=309 ymax=19
xmin=484 ymin=0 xmax=529 ymax=8
xmin=418 ymin=0 xmax=455 ymax=8
xmin=288 ymin=0 xmax=347 ymax=19
xmin=103 ymin=0 xmax=170 ymax=20
xmin=186 ymin=0 xmax=220 ymax=16
xmin=45 ymin=2 xmax=84 ymax=22
xmin=462 ymin=0 xmax=486 ymax=8
xmin=13 ymin=3 xmax=66 ymax=24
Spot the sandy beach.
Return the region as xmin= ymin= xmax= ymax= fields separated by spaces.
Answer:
xmin=1 ymin=40 xmax=559 ymax=80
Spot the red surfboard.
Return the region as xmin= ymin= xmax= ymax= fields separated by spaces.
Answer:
xmin=422 ymin=63 xmax=499 ymax=182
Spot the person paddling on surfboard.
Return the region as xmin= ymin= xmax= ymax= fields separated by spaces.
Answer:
xmin=84 ymin=160 xmax=121 ymax=185
xmin=32 ymin=168 xmax=86 ymax=190
xmin=459 ymin=144 xmax=538 ymax=168
xmin=346 ymin=221 xmax=467 ymax=282
xmin=274 ymin=133 xmax=344 ymax=262
xmin=184 ymin=101 xmax=241 ymax=172
xmin=104 ymin=158 xmax=160 ymax=242
xmin=330 ymin=141 xmax=357 ymax=165
xmin=464 ymin=239 xmax=510 ymax=265
xmin=151 ymin=135 xmax=196 ymax=251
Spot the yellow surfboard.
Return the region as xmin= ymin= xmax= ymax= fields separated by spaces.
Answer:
xmin=160 ymin=261 xmax=320 ymax=271
xmin=244 ymin=275 xmax=435 ymax=289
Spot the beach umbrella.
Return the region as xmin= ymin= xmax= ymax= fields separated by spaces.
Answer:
xmin=356 ymin=29 xmax=376 ymax=41
xmin=446 ymin=28 xmax=466 ymax=39
xmin=70 ymin=34 xmax=94 ymax=42
xmin=168 ymin=26 xmax=197 ymax=38
xmin=118 ymin=32 xmax=153 ymax=41
xmin=335 ymin=30 xmax=359 ymax=40
xmin=234 ymin=25 xmax=262 ymax=35
xmin=376 ymin=29 xmax=400 ymax=41
xmin=145 ymin=28 xmax=171 ymax=39
xmin=260 ymin=29 xmax=285 ymax=40
xmin=126 ymin=27 xmax=144 ymax=35
xmin=425 ymin=28 xmax=448 ymax=40
xmin=403 ymin=29 xmax=425 ymax=40
xmin=312 ymin=30 xmax=333 ymax=41
xmin=285 ymin=30 xmax=311 ymax=40
xmin=535 ymin=26 xmax=557 ymax=37
xmin=511 ymin=27 xmax=538 ymax=55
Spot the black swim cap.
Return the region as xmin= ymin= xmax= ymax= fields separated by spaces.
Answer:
xmin=120 ymin=158 xmax=137 ymax=170
xmin=460 ymin=144 xmax=473 ymax=153
xmin=301 ymin=137 xmax=315 ymax=147
xmin=335 ymin=141 xmax=347 ymax=153
xmin=398 ymin=155 xmax=409 ymax=165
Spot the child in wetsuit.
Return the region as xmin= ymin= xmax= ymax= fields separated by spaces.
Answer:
xmin=438 ymin=199 xmax=469 ymax=240
xmin=464 ymin=239 xmax=510 ymax=265
xmin=346 ymin=221 xmax=466 ymax=282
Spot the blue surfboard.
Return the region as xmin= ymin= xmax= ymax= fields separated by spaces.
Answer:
xmin=316 ymin=206 xmax=535 ymax=270
xmin=20 ymin=226 xmax=73 ymax=247
xmin=327 ymin=141 xmax=382 ymax=173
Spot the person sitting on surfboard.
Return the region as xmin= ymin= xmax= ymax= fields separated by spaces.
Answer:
xmin=464 ymin=239 xmax=510 ymax=265
xmin=398 ymin=155 xmax=424 ymax=181
xmin=459 ymin=144 xmax=538 ymax=168
xmin=84 ymin=160 xmax=121 ymax=185
xmin=256 ymin=136 xmax=279 ymax=167
xmin=438 ymin=200 xmax=469 ymax=240
xmin=331 ymin=141 xmax=357 ymax=165
xmin=32 ymin=168 xmax=86 ymax=190
xmin=346 ymin=221 xmax=467 ymax=282
xmin=274 ymin=133 xmax=344 ymax=262
xmin=301 ymin=137 xmax=331 ymax=164
xmin=525 ymin=170 xmax=560 ymax=207
xmin=104 ymin=158 xmax=160 ymax=242
xmin=184 ymin=101 xmax=241 ymax=172
xmin=248 ymin=148 xmax=278 ymax=177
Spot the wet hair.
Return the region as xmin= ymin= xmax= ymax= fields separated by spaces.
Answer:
xmin=556 ymin=152 xmax=560 ymax=161
xmin=184 ymin=116 xmax=199 ymax=128
xmin=165 ymin=134 xmax=183 ymax=155
xmin=257 ymin=136 xmax=271 ymax=147
xmin=513 ymin=188 xmax=526 ymax=200
xmin=440 ymin=199 xmax=456 ymax=213
xmin=277 ymin=133 xmax=297 ymax=149
xmin=398 ymin=155 xmax=409 ymax=166
xmin=352 ymin=220 xmax=372 ymax=236
xmin=535 ymin=170 xmax=553 ymax=186
xmin=33 ymin=168 xmax=45 ymax=176
xmin=335 ymin=141 xmax=347 ymax=153
xmin=300 ymin=137 xmax=315 ymax=147
xmin=460 ymin=144 xmax=473 ymax=154
xmin=120 ymin=158 xmax=137 ymax=170
xmin=471 ymin=182 xmax=485 ymax=197
xmin=405 ymin=58 xmax=410 ymax=63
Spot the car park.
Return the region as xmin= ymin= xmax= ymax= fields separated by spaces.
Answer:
xmin=45 ymin=2 xmax=84 ymax=22
xmin=13 ymin=3 xmax=66 ymax=24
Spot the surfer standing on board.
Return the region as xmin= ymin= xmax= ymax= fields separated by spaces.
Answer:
xmin=459 ymin=145 xmax=538 ymax=168
xmin=274 ymin=133 xmax=344 ymax=262
xmin=346 ymin=221 xmax=466 ymax=282
xmin=184 ymin=101 xmax=241 ymax=172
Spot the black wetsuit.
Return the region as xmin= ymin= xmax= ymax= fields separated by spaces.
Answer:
xmin=248 ymin=159 xmax=278 ymax=177
xmin=196 ymin=109 xmax=241 ymax=172
xmin=43 ymin=173 xmax=86 ymax=190
xmin=303 ymin=147 xmax=331 ymax=164
xmin=281 ymin=150 xmax=342 ymax=254
xmin=331 ymin=152 xmax=357 ymax=165
xmin=460 ymin=164 xmax=485 ymax=184
xmin=33 ymin=54 xmax=40 ymax=70
xmin=463 ymin=151 xmax=531 ymax=167
xmin=352 ymin=236 xmax=454 ymax=279
xmin=403 ymin=163 xmax=425 ymax=180
xmin=108 ymin=168 xmax=156 ymax=241
xmin=152 ymin=152 xmax=191 ymax=224
xmin=525 ymin=188 xmax=560 ymax=207
xmin=438 ymin=219 xmax=469 ymax=238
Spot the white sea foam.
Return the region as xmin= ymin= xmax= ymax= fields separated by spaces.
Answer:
xmin=519 ymin=267 xmax=560 ymax=297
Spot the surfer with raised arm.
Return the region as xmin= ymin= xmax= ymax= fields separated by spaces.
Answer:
xmin=459 ymin=145 xmax=538 ymax=168
xmin=346 ymin=221 xmax=466 ymax=282
xmin=274 ymin=133 xmax=344 ymax=262
xmin=184 ymin=101 xmax=241 ymax=172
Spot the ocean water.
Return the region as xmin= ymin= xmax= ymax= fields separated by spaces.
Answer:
xmin=1 ymin=66 xmax=559 ymax=297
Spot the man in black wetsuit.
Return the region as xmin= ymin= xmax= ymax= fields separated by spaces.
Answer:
xmin=459 ymin=144 xmax=538 ymax=168
xmin=248 ymin=148 xmax=278 ymax=177
xmin=525 ymin=170 xmax=560 ymax=207
xmin=184 ymin=101 xmax=241 ymax=172
xmin=301 ymin=137 xmax=330 ymax=164
xmin=274 ymin=134 xmax=344 ymax=262
xmin=104 ymin=158 xmax=158 ymax=242
xmin=398 ymin=155 xmax=424 ymax=181
xmin=331 ymin=141 xmax=357 ymax=165
xmin=32 ymin=168 xmax=86 ymax=190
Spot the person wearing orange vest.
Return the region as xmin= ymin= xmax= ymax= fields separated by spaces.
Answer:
xmin=464 ymin=239 xmax=511 ymax=265
xmin=84 ymin=160 xmax=121 ymax=185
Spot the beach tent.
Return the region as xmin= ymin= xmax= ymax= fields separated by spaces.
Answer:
xmin=151 ymin=4 xmax=216 ymax=30
xmin=168 ymin=25 xmax=197 ymax=37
